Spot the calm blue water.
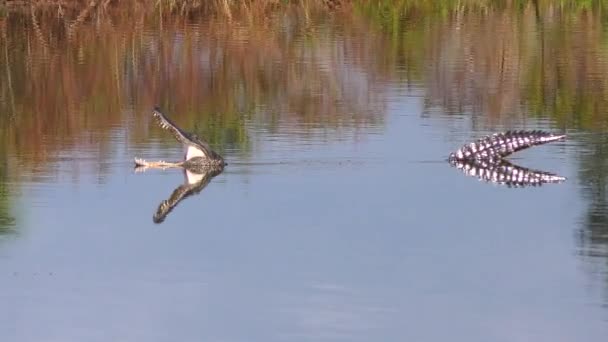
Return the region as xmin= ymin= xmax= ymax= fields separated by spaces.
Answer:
xmin=1 ymin=94 xmax=603 ymax=341
xmin=1 ymin=4 xmax=607 ymax=342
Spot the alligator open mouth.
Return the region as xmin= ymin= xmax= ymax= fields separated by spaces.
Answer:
xmin=134 ymin=107 xmax=225 ymax=171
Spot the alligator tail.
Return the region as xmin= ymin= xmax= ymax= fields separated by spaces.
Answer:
xmin=449 ymin=130 xmax=565 ymax=162
xmin=449 ymin=159 xmax=566 ymax=187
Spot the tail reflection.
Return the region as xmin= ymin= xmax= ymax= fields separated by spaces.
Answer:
xmin=135 ymin=165 xmax=224 ymax=223
xmin=449 ymin=159 xmax=566 ymax=188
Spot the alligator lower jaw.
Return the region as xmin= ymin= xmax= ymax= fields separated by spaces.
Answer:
xmin=134 ymin=158 xmax=183 ymax=170
xmin=133 ymin=157 xmax=225 ymax=173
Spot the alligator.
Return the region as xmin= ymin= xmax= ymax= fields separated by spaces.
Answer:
xmin=134 ymin=106 xmax=225 ymax=223
xmin=134 ymin=106 xmax=226 ymax=172
xmin=448 ymin=130 xmax=567 ymax=187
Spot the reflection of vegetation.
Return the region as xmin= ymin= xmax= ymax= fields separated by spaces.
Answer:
xmin=577 ymin=134 xmax=608 ymax=266
xmin=0 ymin=186 xmax=16 ymax=234
xmin=576 ymin=133 xmax=608 ymax=303
xmin=0 ymin=40 xmax=16 ymax=232
xmin=0 ymin=142 xmax=16 ymax=234
xmin=354 ymin=0 xmax=608 ymax=128
xmin=0 ymin=1 xmax=387 ymax=184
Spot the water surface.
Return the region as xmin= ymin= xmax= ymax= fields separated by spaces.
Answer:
xmin=1 ymin=2 xmax=607 ymax=341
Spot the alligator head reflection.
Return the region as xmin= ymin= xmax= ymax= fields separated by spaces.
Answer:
xmin=135 ymin=164 xmax=224 ymax=223
xmin=448 ymin=130 xmax=567 ymax=187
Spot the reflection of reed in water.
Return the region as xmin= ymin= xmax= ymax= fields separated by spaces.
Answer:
xmin=0 ymin=2 xmax=387 ymax=182
xmin=418 ymin=2 xmax=608 ymax=128
xmin=134 ymin=106 xmax=225 ymax=224
xmin=135 ymin=166 xmax=223 ymax=224
xmin=0 ymin=147 xmax=16 ymax=234
xmin=575 ymin=135 xmax=608 ymax=303
xmin=449 ymin=158 xmax=565 ymax=188
xmin=0 ymin=188 xmax=16 ymax=234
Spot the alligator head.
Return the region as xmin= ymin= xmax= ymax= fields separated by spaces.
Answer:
xmin=134 ymin=107 xmax=225 ymax=171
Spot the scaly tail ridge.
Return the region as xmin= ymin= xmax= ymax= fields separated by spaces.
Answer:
xmin=449 ymin=130 xmax=566 ymax=162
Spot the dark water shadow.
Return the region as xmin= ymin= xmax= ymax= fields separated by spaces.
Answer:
xmin=0 ymin=152 xmax=16 ymax=236
xmin=576 ymin=134 xmax=608 ymax=301
xmin=135 ymin=166 xmax=224 ymax=224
